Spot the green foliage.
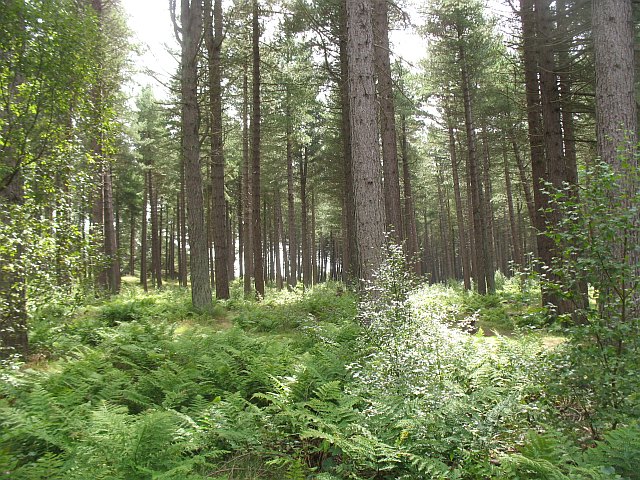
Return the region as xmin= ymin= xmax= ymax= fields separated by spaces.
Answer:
xmin=542 ymin=162 xmax=640 ymax=433
xmin=2 ymin=263 xmax=636 ymax=479
xmin=501 ymin=423 xmax=640 ymax=479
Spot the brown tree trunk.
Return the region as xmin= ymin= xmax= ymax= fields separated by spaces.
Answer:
xmin=373 ymin=0 xmax=403 ymax=242
xmin=141 ymin=174 xmax=148 ymax=292
xmin=286 ymin=90 xmax=298 ymax=289
xmin=448 ymin=123 xmax=471 ymax=290
xmin=503 ymin=143 xmax=523 ymax=268
xmin=251 ymin=0 xmax=265 ymax=298
xmin=242 ymin=64 xmax=253 ymax=296
xmin=459 ymin=39 xmax=488 ymax=294
xmin=593 ymin=0 xmax=639 ymax=317
xmin=150 ymin=171 xmax=162 ymax=289
xmin=519 ymin=0 xmax=548 ymax=273
xmin=181 ymin=0 xmax=212 ymax=310
xmin=401 ymin=115 xmax=421 ymax=276
xmin=536 ymin=0 xmax=572 ymax=314
xmin=346 ymin=0 xmax=386 ymax=283
xmin=274 ymin=189 xmax=283 ymax=290
xmin=481 ymin=129 xmax=496 ymax=293
xmin=227 ymin=201 xmax=235 ymax=280
xmin=300 ymin=149 xmax=312 ymax=289
xmin=129 ymin=207 xmax=136 ymax=275
xmin=0 ymin=145 xmax=27 ymax=357
xmin=340 ymin=0 xmax=357 ymax=283
xmin=205 ymin=0 xmax=229 ymax=299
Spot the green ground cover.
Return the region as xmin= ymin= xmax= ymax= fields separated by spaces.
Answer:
xmin=1 ymin=274 xmax=638 ymax=479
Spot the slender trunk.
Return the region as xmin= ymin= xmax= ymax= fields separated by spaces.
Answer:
xmin=481 ymin=129 xmax=496 ymax=293
xmin=129 ymin=207 xmax=136 ymax=275
xmin=401 ymin=115 xmax=421 ymax=276
xmin=274 ymin=189 xmax=283 ymax=290
xmin=286 ymin=90 xmax=297 ymax=289
xmin=181 ymin=0 xmax=212 ymax=309
xmin=300 ymin=149 xmax=312 ymax=288
xmin=459 ymin=39 xmax=488 ymax=294
xmin=205 ymin=0 xmax=229 ymax=299
xmin=448 ymin=123 xmax=471 ymax=290
xmin=242 ymin=65 xmax=253 ymax=296
xmin=150 ymin=171 xmax=162 ymax=288
xmin=519 ymin=0 xmax=548 ymax=257
xmin=536 ymin=0 xmax=571 ymax=314
xmin=238 ymin=173 xmax=244 ymax=277
xmin=251 ymin=0 xmax=265 ymax=298
xmin=340 ymin=0 xmax=357 ymax=283
xmin=311 ymin=190 xmax=318 ymax=284
xmin=503 ymin=143 xmax=523 ymax=268
xmin=227 ymin=200 xmax=235 ymax=280
xmin=0 ymin=132 xmax=27 ymax=357
xmin=141 ymin=174 xmax=148 ymax=292
xmin=373 ymin=0 xmax=403 ymax=241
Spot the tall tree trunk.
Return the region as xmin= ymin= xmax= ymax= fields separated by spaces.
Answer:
xmin=519 ymin=0 xmax=547 ymax=272
xmin=286 ymin=89 xmax=298 ymax=289
xmin=129 ymin=207 xmax=136 ymax=275
xmin=373 ymin=0 xmax=403 ymax=241
xmin=311 ymin=189 xmax=318 ymax=284
xmin=141 ymin=174 xmax=148 ymax=292
xmin=242 ymin=64 xmax=253 ymax=296
xmin=481 ymin=129 xmax=496 ymax=293
xmin=459 ymin=39 xmax=488 ymax=294
xmin=346 ymin=0 xmax=386 ymax=283
xmin=150 ymin=171 xmax=162 ymax=289
xmin=503 ymin=143 xmax=523 ymax=268
xmin=340 ymin=0 xmax=357 ymax=283
xmin=0 ymin=136 xmax=27 ymax=357
xmin=179 ymin=171 xmax=188 ymax=287
xmin=251 ymin=0 xmax=265 ymax=298
xmin=593 ymin=0 xmax=639 ymax=317
xmin=205 ymin=0 xmax=229 ymax=299
xmin=274 ymin=189 xmax=284 ymax=290
xmin=180 ymin=0 xmax=212 ymax=310
xmin=448 ymin=123 xmax=471 ymax=290
xmin=401 ymin=115 xmax=421 ymax=276
xmin=536 ymin=0 xmax=572 ymax=314
xmin=300 ymin=149 xmax=312 ymax=289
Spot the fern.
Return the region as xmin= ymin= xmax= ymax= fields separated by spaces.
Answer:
xmin=583 ymin=423 xmax=640 ymax=479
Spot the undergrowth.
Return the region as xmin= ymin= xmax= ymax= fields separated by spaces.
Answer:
xmin=1 ymin=270 xmax=637 ymax=478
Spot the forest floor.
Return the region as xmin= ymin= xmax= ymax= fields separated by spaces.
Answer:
xmin=2 ymin=276 xmax=633 ymax=479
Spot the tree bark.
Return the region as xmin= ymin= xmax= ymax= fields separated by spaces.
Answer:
xmin=593 ymin=0 xmax=639 ymax=317
xmin=181 ymin=0 xmax=212 ymax=310
xmin=401 ymin=115 xmax=421 ymax=276
xmin=340 ymin=0 xmax=357 ymax=284
xmin=459 ymin=38 xmax=488 ymax=294
xmin=448 ymin=123 xmax=471 ymax=290
xmin=149 ymin=171 xmax=162 ymax=289
xmin=204 ymin=0 xmax=229 ymax=299
xmin=286 ymin=89 xmax=298 ymax=289
xmin=242 ymin=64 xmax=253 ymax=296
xmin=503 ymin=143 xmax=523 ymax=268
xmin=251 ymin=0 xmax=265 ymax=298
xmin=300 ymin=148 xmax=312 ymax=289
xmin=346 ymin=0 xmax=386 ymax=283
xmin=373 ymin=0 xmax=403 ymax=242
xmin=141 ymin=173 xmax=149 ymax=292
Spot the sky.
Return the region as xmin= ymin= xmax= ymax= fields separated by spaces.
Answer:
xmin=120 ymin=0 xmax=512 ymax=103
xmin=122 ymin=0 xmax=179 ymax=101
